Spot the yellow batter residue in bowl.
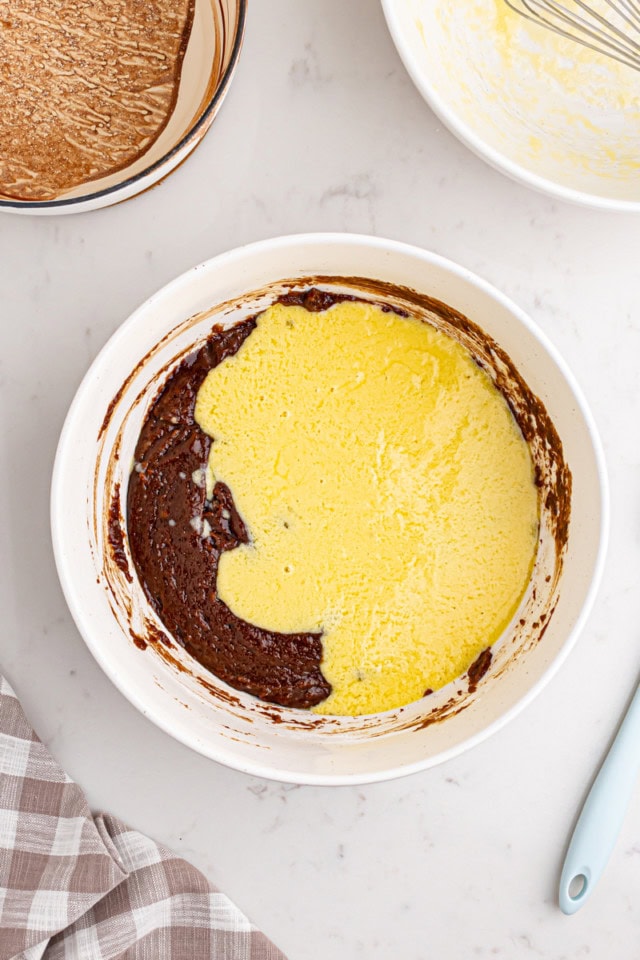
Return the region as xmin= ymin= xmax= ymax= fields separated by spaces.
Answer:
xmin=195 ymin=299 xmax=539 ymax=715
xmin=414 ymin=0 xmax=640 ymax=197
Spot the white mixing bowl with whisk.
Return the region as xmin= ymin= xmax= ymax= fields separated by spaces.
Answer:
xmin=382 ymin=0 xmax=640 ymax=209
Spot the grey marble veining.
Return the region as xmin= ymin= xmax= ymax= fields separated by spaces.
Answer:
xmin=2 ymin=1 xmax=640 ymax=957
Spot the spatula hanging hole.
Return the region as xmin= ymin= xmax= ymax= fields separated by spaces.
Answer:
xmin=568 ymin=874 xmax=587 ymax=900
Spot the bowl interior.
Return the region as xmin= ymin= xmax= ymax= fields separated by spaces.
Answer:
xmin=52 ymin=235 xmax=606 ymax=783
xmin=384 ymin=0 xmax=640 ymax=206
xmin=0 ymin=0 xmax=243 ymax=208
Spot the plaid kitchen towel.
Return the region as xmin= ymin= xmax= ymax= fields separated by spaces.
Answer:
xmin=0 ymin=675 xmax=286 ymax=960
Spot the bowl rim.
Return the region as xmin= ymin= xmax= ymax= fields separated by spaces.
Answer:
xmin=0 ymin=0 xmax=247 ymax=211
xmin=50 ymin=232 xmax=610 ymax=784
xmin=380 ymin=0 xmax=640 ymax=213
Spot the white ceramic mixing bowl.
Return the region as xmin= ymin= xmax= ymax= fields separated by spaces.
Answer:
xmin=381 ymin=0 xmax=640 ymax=210
xmin=51 ymin=234 xmax=608 ymax=784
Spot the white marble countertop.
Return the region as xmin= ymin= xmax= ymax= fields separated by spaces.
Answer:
xmin=2 ymin=1 xmax=640 ymax=957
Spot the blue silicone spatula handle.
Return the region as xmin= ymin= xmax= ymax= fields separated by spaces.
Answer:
xmin=559 ymin=680 xmax=640 ymax=914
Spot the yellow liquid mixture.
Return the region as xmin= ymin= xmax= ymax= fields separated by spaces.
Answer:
xmin=195 ymin=299 xmax=538 ymax=715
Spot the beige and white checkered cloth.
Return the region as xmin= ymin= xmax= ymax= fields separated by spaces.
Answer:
xmin=0 ymin=675 xmax=286 ymax=960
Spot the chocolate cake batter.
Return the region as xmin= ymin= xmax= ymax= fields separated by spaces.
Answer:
xmin=127 ymin=295 xmax=344 ymax=709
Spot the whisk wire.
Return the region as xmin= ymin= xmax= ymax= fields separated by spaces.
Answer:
xmin=569 ymin=0 xmax=640 ymax=52
xmin=538 ymin=0 xmax=640 ymax=55
xmin=607 ymin=0 xmax=640 ymax=31
xmin=521 ymin=0 xmax=640 ymax=50
xmin=504 ymin=0 xmax=640 ymax=71
xmin=516 ymin=0 xmax=640 ymax=60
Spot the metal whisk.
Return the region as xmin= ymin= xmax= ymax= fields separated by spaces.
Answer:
xmin=504 ymin=0 xmax=640 ymax=72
